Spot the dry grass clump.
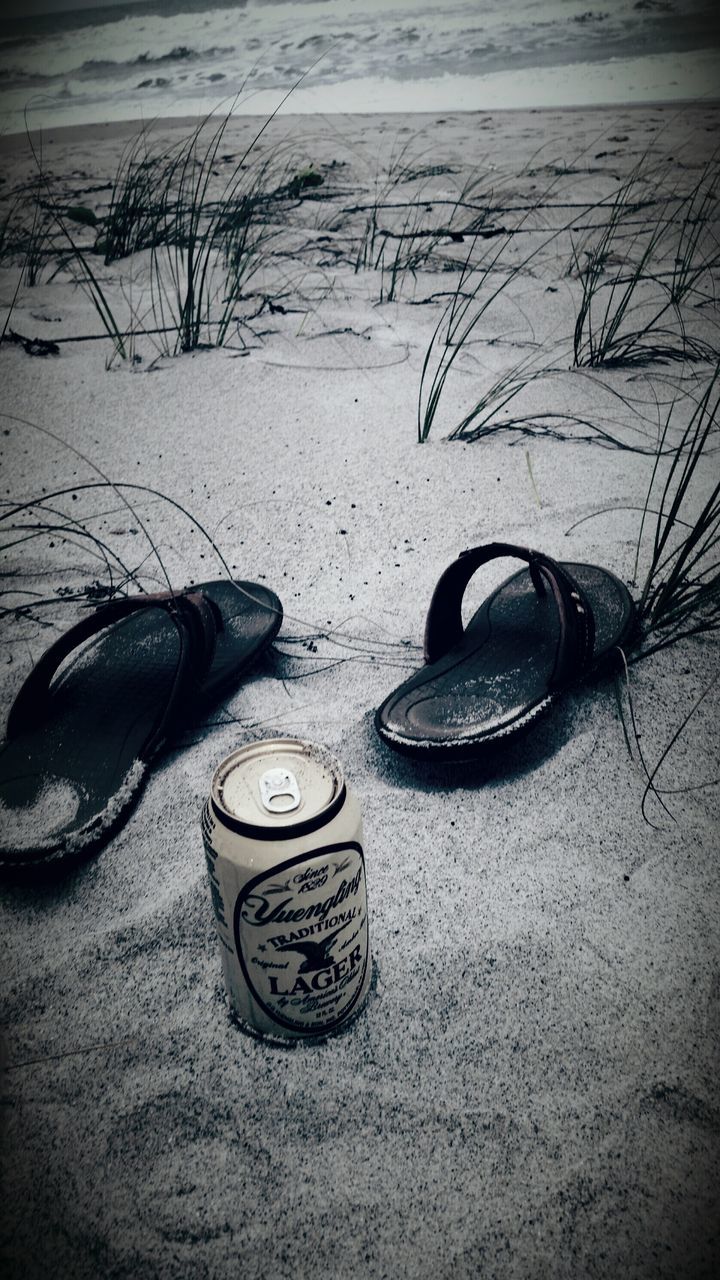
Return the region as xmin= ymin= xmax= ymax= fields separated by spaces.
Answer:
xmin=8 ymin=103 xmax=311 ymax=360
xmin=0 ymin=177 xmax=57 ymax=289
xmin=614 ymin=362 xmax=720 ymax=822
xmin=572 ymin=152 xmax=719 ymax=369
xmin=99 ymin=129 xmax=179 ymax=264
xmin=634 ymin=361 xmax=720 ymax=657
xmin=416 ymin=139 xmax=719 ymax=446
xmin=416 ymin=199 xmax=566 ymax=444
xmin=141 ymin=110 xmax=278 ymax=354
xmin=349 ymin=134 xmax=488 ymax=303
xmin=0 ymin=411 xmax=237 ymax=646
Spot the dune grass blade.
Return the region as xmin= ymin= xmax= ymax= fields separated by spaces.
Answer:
xmin=635 ymin=361 xmax=720 ymax=655
xmin=19 ymin=71 xmax=318 ymax=359
xmin=413 ymin=126 xmax=633 ymax=444
xmin=418 ymin=200 xmax=572 ymax=444
xmin=348 ymin=131 xmax=486 ymax=300
xmin=378 ymin=179 xmax=484 ymax=303
xmin=639 ymin=671 xmax=719 ymax=824
xmin=22 ymin=127 xmax=128 ymax=358
xmin=102 ymin=127 xmax=183 ymax=264
xmin=2 ymin=480 xmax=236 ymax=583
xmin=354 ymin=133 xmax=428 ymax=275
xmin=144 ymin=100 xmax=297 ymax=353
xmin=573 ymin=154 xmax=719 ymax=369
xmin=2 ymin=510 xmax=134 ymax=586
xmin=418 ymin=231 xmax=514 ymax=443
xmin=451 ymin=357 xmax=701 ymax=452
xmin=0 ymin=412 xmax=180 ymax=589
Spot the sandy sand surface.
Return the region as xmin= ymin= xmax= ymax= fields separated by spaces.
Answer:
xmin=1 ymin=103 xmax=719 ymax=1279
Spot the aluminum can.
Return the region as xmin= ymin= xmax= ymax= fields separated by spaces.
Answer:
xmin=202 ymin=738 xmax=371 ymax=1040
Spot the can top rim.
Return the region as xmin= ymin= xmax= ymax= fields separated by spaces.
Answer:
xmin=211 ymin=737 xmax=345 ymax=839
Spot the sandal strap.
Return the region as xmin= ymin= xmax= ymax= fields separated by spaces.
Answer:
xmin=423 ymin=541 xmax=596 ymax=688
xmin=6 ymin=589 xmax=223 ymax=759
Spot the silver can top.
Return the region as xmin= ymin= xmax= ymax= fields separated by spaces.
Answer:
xmin=211 ymin=738 xmax=345 ymax=839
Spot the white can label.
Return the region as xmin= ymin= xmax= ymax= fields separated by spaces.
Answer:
xmin=234 ymin=842 xmax=369 ymax=1035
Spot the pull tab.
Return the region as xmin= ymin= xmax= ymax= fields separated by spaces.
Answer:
xmin=259 ymin=767 xmax=301 ymax=815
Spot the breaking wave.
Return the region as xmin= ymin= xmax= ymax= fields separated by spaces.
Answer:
xmin=0 ymin=0 xmax=716 ymax=132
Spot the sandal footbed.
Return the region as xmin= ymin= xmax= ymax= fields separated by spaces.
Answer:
xmin=376 ymin=562 xmax=635 ymax=757
xmin=0 ymin=580 xmax=282 ymax=866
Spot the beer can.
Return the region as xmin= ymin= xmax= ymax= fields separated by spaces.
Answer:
xmin=201 ymin=738 xmax=371 ymax=1040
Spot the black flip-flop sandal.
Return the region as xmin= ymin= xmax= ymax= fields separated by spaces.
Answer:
xmin=0 ymin=579 xmax=282 ymax=873
xmin=375 ymin=541 xmax=636 ymax=760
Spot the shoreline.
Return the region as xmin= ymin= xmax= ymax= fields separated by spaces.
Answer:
xmin=1 ymin=95 xmax=719 ymax=151
xmin=2 ymin=39 xmax=719 ymax=138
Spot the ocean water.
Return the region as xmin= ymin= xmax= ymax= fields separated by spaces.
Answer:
xmin=0 ymin=0 xmax=718 ymax=133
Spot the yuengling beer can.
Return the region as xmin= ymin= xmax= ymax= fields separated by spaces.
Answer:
xmin=202 ymin=738 xmax=371 ymax=1040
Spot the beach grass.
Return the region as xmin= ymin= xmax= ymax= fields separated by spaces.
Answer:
xmin=572 ymin=152 xmax=719 ymax=369
xmin=558 ymin=361 xmax=719 ymax=648
xmin=18 ymin=134 xmax=129 ymax=358
xmin=634 ymin=360 xmax=720 ymax=658
xmin=416 ymin=204 xmax=564 ymax=444
xmin=110 ymin=108 xmax=273 ymax=356
xmin=100 ymin=126 xmax=180 ymax=265
xmin=353 ymin=133 xmax=426 ymax=276
xmin=0 ymin=408 xmax=238 ymax=613
xmin=6 ymin=105 xmax=311 ymax=361
xmin=0 ymin=176 xmax=56 ymax=310
xmin=345 ymin=131 xmax=486 ymax=302
xmin=443 ymin=356 xmax=641 ymax=448
xmin=607 ymin=363 xmax=720 ymax=822
xmin=413 ymin=141 xmax=718 ymax=446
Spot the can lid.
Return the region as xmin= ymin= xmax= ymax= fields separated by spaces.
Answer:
xmin=211 ymin=738 xmax=345 ymax=840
